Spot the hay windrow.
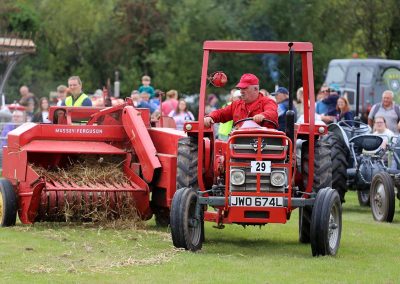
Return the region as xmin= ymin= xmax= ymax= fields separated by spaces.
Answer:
xmin=30 ymin=155 xmax=143 ymax=227
xmin=32 ymin=155 xmax=130 ymax=187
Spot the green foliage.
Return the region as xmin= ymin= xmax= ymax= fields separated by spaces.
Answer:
xmin=1 ymin=0 xmax=400 ymax=101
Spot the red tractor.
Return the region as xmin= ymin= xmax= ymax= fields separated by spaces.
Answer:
xmin=0 ymin=100 xmax=183 ymax=226
xmin=170 ymin=41 xmax=342 ymax=256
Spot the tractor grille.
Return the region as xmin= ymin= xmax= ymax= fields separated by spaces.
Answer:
xmin=230 ymin=166 xmax=286 ymax=192
xmin=231 ymin=137 xmax=286 ymax=155
xmin=229 ymin=135 xmax=287 ymax=193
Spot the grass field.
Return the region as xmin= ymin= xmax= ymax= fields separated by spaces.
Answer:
xmin=1 ymin=191 xmax=400 ymax=284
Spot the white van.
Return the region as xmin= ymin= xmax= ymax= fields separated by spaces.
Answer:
xmin=325 ymin=59 xmax=400 ymax=116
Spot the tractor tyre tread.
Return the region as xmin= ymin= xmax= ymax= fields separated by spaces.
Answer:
xmin=177 ymin=137 xmax=198 ymax=190
xmin=321 ymin=133 xmax=348 ymax=202
xmin=302 ymin=140 xmax=332 ymax=193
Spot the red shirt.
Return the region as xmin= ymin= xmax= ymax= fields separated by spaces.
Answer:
xmin=208 ymin=94 xmax=278 ymax=128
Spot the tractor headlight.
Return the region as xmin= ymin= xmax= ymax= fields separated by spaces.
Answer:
xmin=231 ymin=169 xmax=245 ymax=185
xmin=270 ymin=171 xmax=286 ymax=187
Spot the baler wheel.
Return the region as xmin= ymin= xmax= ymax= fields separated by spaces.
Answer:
xmin=170 ymin=188 xmax=203 ymax=251
xmin=0 ymin=178 xmax=17 ymax=227
xmin=370 ymin=172 xmax=395 ymax=222
xmin=310 ymin=188 xmax=342 ymax=257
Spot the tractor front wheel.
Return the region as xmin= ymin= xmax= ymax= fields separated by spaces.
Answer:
xmin=310 ymin=188 xmax=342 ymax=256
xmin=0 ymin=178 xmax=17 ymax=227
xmin=170 ymin=188 xmax=204 ymax=251
xmin=370 ymin=172 xmax=395 ymax=222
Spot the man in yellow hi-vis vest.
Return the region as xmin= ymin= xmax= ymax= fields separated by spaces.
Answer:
xmin=218 ymin=89 xmax=242 ymax=141
xmin=62 ymin=76 xmax=92 ymax=107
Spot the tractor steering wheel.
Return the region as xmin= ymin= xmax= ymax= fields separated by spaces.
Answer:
xmin=233 ymin=117 xmax=278 ymax=129
xmin=338 ymin=120 xmax=370 ymax=135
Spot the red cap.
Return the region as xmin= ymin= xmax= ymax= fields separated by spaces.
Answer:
xmin=235 ymin=73 xmax=259 ymax=88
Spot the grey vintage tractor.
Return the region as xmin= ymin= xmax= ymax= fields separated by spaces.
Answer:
xmin=322 ymin=120 xmax=387 ymax=206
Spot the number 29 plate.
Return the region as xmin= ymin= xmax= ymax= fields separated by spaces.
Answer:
xmin=251 ymin=161 xmax=271 ymax=173
xmin=230 ymin=196 xmax=283 ymax=207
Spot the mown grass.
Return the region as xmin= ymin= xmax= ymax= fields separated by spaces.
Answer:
xmin=0 ymin=191 xmax=399 ymax=283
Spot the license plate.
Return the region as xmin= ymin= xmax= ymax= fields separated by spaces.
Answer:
xmin=250 ymin=161 xmax=271 ymax=173
xmin=230 ymin=196 xmax=283 ymax=207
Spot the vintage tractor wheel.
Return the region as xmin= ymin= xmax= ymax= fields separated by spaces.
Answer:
xmin=357 ymin=190 xmax=370 ymax=207
xmin=321 ymin=133 xmax=348 ymax=203
xmin=177 ymin=137 xmax=198 ymax=189
xmin=0 ymin=178 xmax=17 ymax=227
xmin=370 ymin=172 xmax=395 ymax=222
xmin=170 ymin=187 xmax=204 ymax=251
xmin=310 ymin=187 xmax=342 ymax=256
xmin=301 ymin=139 xmax=332 ymax=192
xmin=299 ymin=206 xmax=312 ymax=243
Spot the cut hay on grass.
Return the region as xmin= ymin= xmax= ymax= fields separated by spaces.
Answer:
xmin=30 ymin=155 xmax=143 ymax=227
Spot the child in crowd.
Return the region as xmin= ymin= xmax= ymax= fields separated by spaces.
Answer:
xmin=138 ymin=75 xmax=155 ymax=99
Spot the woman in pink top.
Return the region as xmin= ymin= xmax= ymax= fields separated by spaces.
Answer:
xmin=169 ymin=99 xmax=195 ymax=131
xmin=162 ymin=89 xmax=179 ymax=116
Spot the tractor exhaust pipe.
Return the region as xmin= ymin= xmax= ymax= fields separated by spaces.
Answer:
xmin=354 ymin=72 xmax=361 ymax=127
xmin=285 ymin=42 xmax=295 ymax=144
xmin=355 ymin=72 xmax=361 ymax=121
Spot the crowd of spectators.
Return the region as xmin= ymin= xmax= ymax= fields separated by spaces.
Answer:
xmin=2 ymin=73 xmax=400 ymax=148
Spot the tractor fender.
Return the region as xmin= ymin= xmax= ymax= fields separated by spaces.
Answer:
xmin=327 ymin=124 xmax=350 ymax=151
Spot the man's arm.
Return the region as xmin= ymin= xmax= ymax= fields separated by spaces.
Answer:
xmin=367 ymin=104 xmax=376 ymax=128
xmin=207 ymin=103 xmax=234 ymax=124
xmin=260 ymin=99 xmax=278 ymax=128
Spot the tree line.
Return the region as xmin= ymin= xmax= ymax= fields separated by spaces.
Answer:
xmin=1 ymin=0 xmax=399 ymax=103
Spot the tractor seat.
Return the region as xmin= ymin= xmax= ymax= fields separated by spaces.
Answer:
xmin=349 ymin=134 xmax=383 ymax=153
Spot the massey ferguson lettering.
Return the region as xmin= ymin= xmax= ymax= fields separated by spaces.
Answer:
xmin=55 ymin=128 xmax=103 ymax=134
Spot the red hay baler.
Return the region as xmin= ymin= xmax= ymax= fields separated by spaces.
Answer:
xmin=0 ymin=99 xmax=183 ymax=225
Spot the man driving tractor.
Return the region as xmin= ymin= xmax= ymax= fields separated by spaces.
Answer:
xmin=203 ymin=73 xmax=278 ymax=129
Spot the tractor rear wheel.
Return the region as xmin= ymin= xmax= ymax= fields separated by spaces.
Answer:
xmin=299 ymin=206 xmax=312 ymax=243
xmin=310 ymin=187 xmax=342 ymax=256
xmin=321 ymin=133 xmax=348 ymax=203
xmin=300 ymin=139 xmax=332 ymax=244
xmin=177 ymin=137 xmax=198 ymax=189
xmin=357 ymin=190 xmax=370 ymax=207
xmin=301 ymin=139 xmax=332 ymax=192
xmin=0 ymin=178 xmax=17 ymax=227
xmin=154 ymin=208 xmax=170 ymax=227
xmin=170 ymin=187 xmax=204 ymax=251
xmin=370 ymin=172 xmax=395 ymax=222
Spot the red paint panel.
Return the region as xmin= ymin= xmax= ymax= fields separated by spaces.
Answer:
xmin=203 ymin=41 xmax=313 ymax=53
xmin=22 ymin=140 xmax=126 ymax=154
xmin=122 ymin=106 xmax=161 ymax=183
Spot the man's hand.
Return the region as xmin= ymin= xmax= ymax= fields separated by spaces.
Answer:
xmin=253 ymin=114 xmax=265 ymax=123
xmin=204 ymin=117 xmax=214 ymax=128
